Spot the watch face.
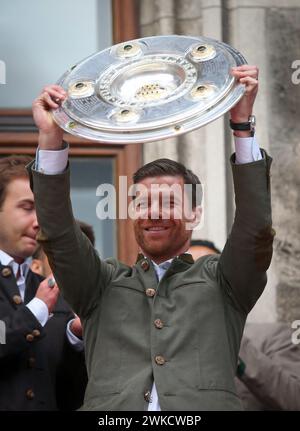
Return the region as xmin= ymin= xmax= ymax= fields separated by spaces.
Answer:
xmin=249 ymin=115 xmax=256 ymax=128
xmin=52 ymin=35 xmax=247 ymax=144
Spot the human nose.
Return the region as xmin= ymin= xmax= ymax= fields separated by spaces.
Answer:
xmin=32 ymin=211 xmax=39 ymax=230
xmin=148 ymin=199 xmax=161 ymax=219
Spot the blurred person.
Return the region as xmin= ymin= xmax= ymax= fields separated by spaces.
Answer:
xmin=189 ymin=239 xmax=300 ymax=410
xmin=78 ymin=220 xmax=95 ymax=248
xmin=30 ymin=220 xmax=92 ymax=410
xmin=31 ymin=245 xmax=51 ymax=278
xmin=0 ymin=156 xmax=86 ymax=410
xmin=31 ymin=220 xmax=95 ymax=277
xmin=189 ymin=239 xmax=221 ymax=260
xmin=236 ymin=322 xmax=300 ymax=410
xmin=189 ymin=242 xmax=300 ymax=410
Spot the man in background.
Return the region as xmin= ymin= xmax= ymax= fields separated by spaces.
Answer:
xmin=0 ymin=155 xmax=86 ymax=410
xmin=189 ymin=239 xmax=221 ymax=260
xmin=236 ymin=323 xmax=300 ymax=410
xmin=31 ymin=220 xmax=95 ymax=277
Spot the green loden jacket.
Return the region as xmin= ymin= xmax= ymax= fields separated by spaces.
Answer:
xmin=28 ymin=150 xmax=274 ymax=411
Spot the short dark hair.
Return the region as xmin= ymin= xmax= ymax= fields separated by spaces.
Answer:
xmin=0 ymin=155 xmax=33 ymax=209
xmin=32 ymin=245 xmax=43 ymax=260
xmin=77 ymin=220 xmax=95 ymax=246
xmin=133 ymin=158 xmax=202 ymax=208
xmin=190 ymin=239 xmax=221 ymax=254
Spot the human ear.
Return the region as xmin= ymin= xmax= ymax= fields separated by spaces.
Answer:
xmin=30 ymin=259 xmax=43 ymax=276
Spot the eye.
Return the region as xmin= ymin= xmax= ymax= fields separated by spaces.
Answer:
xmin=21 ymin=204 xmax=34 ymax=212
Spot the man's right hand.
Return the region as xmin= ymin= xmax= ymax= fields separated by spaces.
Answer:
xmin=32 ymin=85 xmax=67 ymax=150
xmin=35 ymin=275 xmax=59 ymax=314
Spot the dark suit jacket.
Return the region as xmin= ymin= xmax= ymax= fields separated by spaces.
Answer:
xmin=29 ymin=151 xmax=274 ymax=411
xmin=0 ymin=265 xmax=87 ymax=410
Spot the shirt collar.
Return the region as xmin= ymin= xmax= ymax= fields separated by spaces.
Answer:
xmin=0 ymin=249 xmax=32 ymax=279
xmin=152 ymin=258 xmax=173 ymax=272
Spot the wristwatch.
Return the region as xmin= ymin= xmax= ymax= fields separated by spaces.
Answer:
xmin=229 ymin=115 xmax=256 ymax=136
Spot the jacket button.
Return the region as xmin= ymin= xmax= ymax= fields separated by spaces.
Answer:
xmin=271 ymin=228 xmax=276 ymax=237
xmin=144 ymin=390 xmax=152 ymax=403
xmin=1 ymin=267 xmax=12 ymax=277
xmin=26 ymin=334 xmax=34 ymax=342
xmin=146 ymin=288 xmax=156 ymax=297
xmin=28 ymin=357 xmax=36 ymax=368
xmin=13 ymin=295 xmax=22 ymax=305
xmin=154 ymin=319 xmax=163 ymax=329
xmin=32 ymin=329 xmax=41 ymax=337
xmin=155 ymin=355 xmax=165 ymax=365
xmin=26 ymin=389 xmax=35 ymax=400
xmin=141 ymin=259 xmax=150 ymax=271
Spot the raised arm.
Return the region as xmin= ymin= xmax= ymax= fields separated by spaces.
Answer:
xmin=217 ymin=66 xmax=274 ymax=314
xmin=30 ymin=86 xmax=115 ymax=319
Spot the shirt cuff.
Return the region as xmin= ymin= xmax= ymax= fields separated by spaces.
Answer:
xmin=35 ymin=142 xmax=69 ymax=174
xmin=26 ymin=298 xmax=49 ymax=327
xmin=234 ymin=134 xmax=262 ymax=164
xmin=66 ymin=319 xmax=84 ymax=352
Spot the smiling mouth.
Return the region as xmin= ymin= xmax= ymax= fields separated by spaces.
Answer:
xmin=145 ymin=226 xmax=170 ymax=231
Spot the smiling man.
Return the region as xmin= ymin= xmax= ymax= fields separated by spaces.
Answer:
xmin=131 ymin=162 xmax=202 ymax=264
xmin=0 ymin=156 xmax=87 ymax=410
xmin=29 ymin=65 xmax=274 ymax=410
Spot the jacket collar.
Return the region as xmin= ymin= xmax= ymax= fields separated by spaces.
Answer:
xmin=135 ymin=252 xmax=194 ymax=265
xmin=135 ymin=253 xmax=194 ymax=280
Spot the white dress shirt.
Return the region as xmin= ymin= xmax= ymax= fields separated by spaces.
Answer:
xmin=35 ymin=133 xmax=262 ymax=409
xmin=0 ymin=250 xmax=48 ymax=326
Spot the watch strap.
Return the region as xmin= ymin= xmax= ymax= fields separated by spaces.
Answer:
xmin=229 ymin=120 xmax=252 ymax=131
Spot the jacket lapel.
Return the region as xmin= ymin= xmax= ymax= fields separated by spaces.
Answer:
xmin=0 ymin=263 xmax=43 ymax=305
xmin=0 ymin=262 xmax=21 ymax=302
xmin=164 ymin=253 xmax=194 ymax=277
xmin=24 ymin=269 xmax=43 ymax=303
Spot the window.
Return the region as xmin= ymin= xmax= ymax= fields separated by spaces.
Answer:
xmin=0 ymin=0 xmax=112 ymax=108
xmin=69 ymin=157 xmax=116 ymax=258
xmin=0 ymin=0 xmax=141 ymax=265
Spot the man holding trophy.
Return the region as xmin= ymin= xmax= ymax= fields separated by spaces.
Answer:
xmin=28 ymin=35 xmax=274 ymax=410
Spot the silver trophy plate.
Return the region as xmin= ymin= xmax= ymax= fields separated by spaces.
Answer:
xmin=52 ymin=35 xmax=246 ymax=144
